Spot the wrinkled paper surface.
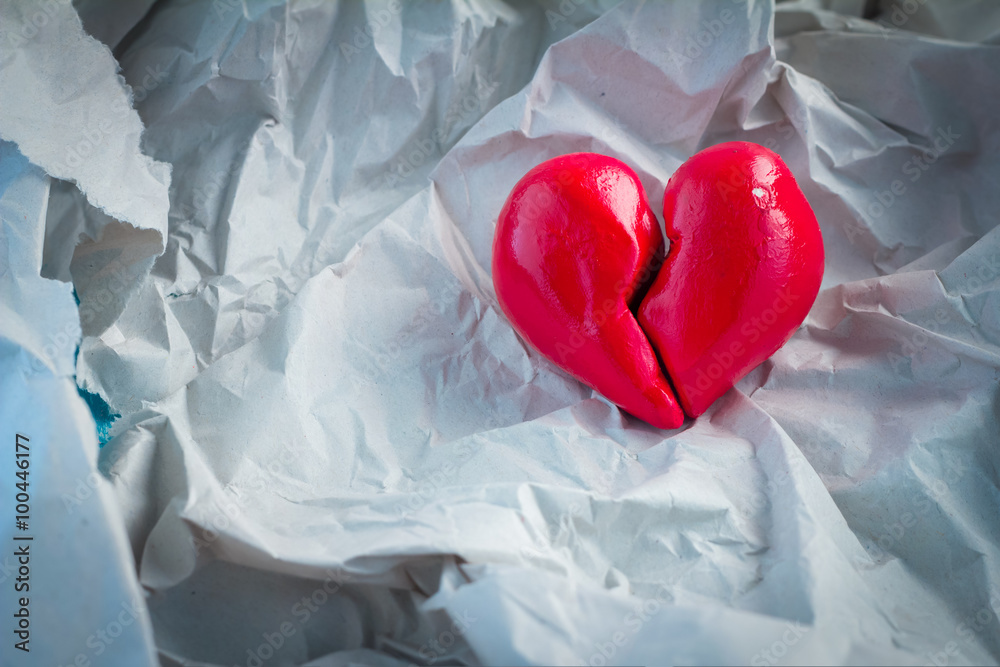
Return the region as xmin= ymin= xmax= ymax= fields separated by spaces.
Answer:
xmin=2 ymin=0 xmax=1000 ymax=665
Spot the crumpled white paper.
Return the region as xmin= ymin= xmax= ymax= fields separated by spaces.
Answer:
xmin=2 ymin=0 xmax=1000 ymax=665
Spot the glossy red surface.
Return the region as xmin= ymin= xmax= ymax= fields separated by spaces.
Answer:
xmin=637 ymin=142 xmax=825 ymax=417
xmin=492 ymin=153 xmax=685 ymax=429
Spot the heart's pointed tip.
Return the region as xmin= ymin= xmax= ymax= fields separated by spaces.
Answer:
xmin=629 ymin=391 xmax=686 ymax=430
xmin=647 ymin=409 xmax=686 ymax=431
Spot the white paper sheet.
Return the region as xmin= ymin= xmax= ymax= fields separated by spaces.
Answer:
xmin=2 ymin=0 xmax=1000 ymax=665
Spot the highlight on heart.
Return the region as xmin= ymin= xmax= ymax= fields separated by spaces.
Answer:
xmin=491 ymin=142 xmax=825 ymax=427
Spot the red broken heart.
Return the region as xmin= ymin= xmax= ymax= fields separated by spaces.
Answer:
xmin=492 ymin=142 xmax=824 ymax=428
